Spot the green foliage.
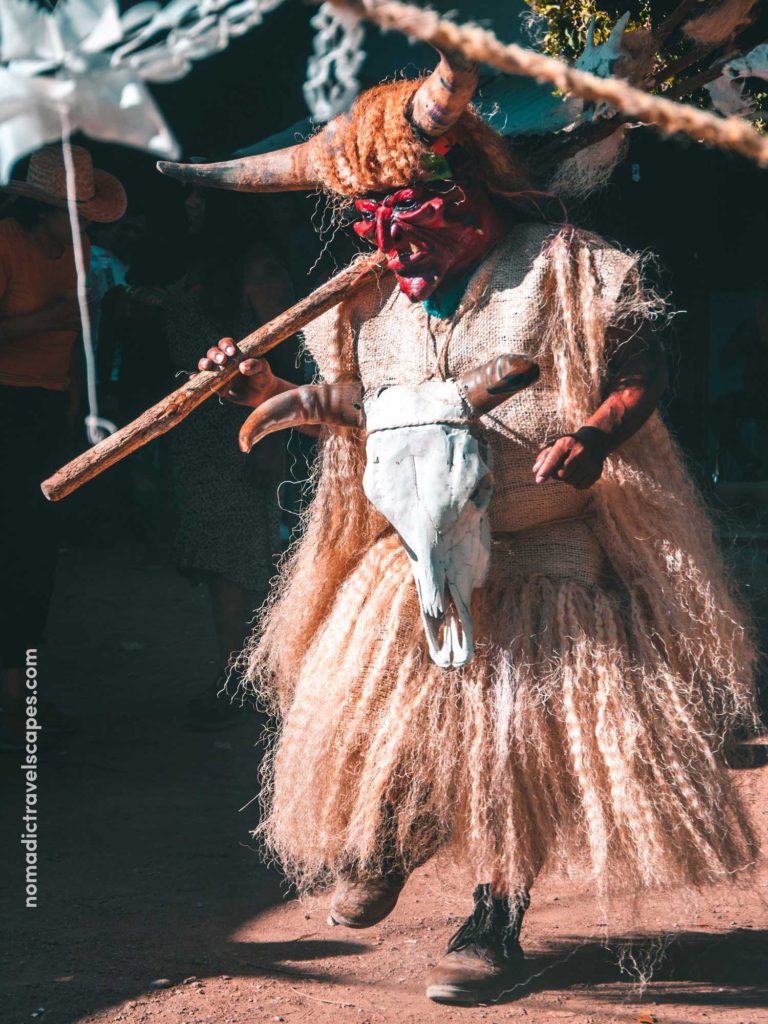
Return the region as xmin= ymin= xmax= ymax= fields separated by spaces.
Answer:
xmin=524 ymin=1 xmax=651 ymax=62
xmin=524 ymin=0 xmax=767 ymax=126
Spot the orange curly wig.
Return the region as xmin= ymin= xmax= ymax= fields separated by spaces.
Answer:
xmin=312 ymin=78 xmax=530 ymax=197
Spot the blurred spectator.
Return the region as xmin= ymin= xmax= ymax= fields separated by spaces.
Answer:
xmin=0 ymin=145 xmax=126 ymax=749
xmin=96 ymin=223 xmax=180 ymax=555
xmin=87 ymin=240 xmax=128 ymax=366
xmin=163 ymin=186 xmax=298 ymax=728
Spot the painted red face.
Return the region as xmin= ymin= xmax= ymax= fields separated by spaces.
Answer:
xmin=353 ymin=181 xmax=503 ymax=302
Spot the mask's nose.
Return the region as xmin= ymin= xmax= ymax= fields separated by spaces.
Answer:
xmin=375 ymin=208 xmax=400 ymax=251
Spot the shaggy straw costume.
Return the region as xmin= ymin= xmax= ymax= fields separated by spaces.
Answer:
xmin=245 ymin=225 xmax=758 ymax=901
xmin=171 ymin=70 xmax=760 ymax=905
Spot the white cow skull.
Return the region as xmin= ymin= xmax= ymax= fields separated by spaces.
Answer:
xmin=362 ymin=381 xmax=493 ymax=666
xmin=238 ymin=354 xmax=539 ymax=668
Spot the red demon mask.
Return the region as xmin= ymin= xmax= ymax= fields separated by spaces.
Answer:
xmin=353 ymin=179 xmax=504 ymax=302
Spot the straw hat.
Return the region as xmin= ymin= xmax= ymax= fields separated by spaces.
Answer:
xmin=2 ymin=144 xmax=126 ymax=223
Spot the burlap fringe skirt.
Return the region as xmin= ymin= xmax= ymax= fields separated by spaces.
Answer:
xmin=254 ymin=529 xmax=755 ymax=897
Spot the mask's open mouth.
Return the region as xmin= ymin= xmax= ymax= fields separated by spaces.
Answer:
xmin=420 ymin=583 xmax=473 ymax=668
xmin=387 ymin=250 xmax=431 ymax=274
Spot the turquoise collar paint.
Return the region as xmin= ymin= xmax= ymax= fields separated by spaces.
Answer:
xmin=421 ymin=268 xmax=474 ymax=320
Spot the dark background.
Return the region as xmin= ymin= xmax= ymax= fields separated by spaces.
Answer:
xmin=2 ymin=8 xmax=767 ymax=1022
xmin=72 ymin=0 xmax=767 ymax=464
xmin=15 ymin=0 xmax=768 ymax=648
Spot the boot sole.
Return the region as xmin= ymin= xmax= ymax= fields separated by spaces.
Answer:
xmin=327 ymin=895 xmax=400 ymax=929
xmin=425 ymin=952 xmax=526 ymax=1006
xmin=426 ymin=982 xmax=485 ymax=1006
xmin=328 ymin=912 xmax=377 ymax=929
xmin=329 ymin=892 xmax=403 ymax=933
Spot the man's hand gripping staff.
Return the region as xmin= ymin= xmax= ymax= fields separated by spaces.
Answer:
xmin=40 ymin=252 xmax=386 ymax=502
xmin=206 ymin=311 xmax=666 ymax=490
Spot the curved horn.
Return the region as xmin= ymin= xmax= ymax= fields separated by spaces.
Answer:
xmin=410 ymin=49 xmax=480 ymax=139
xmin=239 ymin=382 xmax=365 ymax=452
xmin=157 ymin=140 xmax=322 ymax=193
xmin=456 ymin=355 xmax=540 ymax=417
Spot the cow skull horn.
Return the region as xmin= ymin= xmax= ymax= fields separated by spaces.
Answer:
xmin=158 ymin=52 xmax=478 ymax=192
xmin=409 ymin=49 xmax=480 ymax=139
xmin=239 ymin=382 xmax=365 ymax=452
xmin=456 ymin=355 xmax=540 ymax=416
xmin=157 ymin=140 xmax=323 ymax=193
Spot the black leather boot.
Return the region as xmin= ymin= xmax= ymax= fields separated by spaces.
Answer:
xmin=425 ymin=884 xmax=529 ymax=1005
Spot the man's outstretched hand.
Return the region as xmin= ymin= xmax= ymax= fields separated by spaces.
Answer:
xmin=533 ymin=433 xmax=605 ymax=490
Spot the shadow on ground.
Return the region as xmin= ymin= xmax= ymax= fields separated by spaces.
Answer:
xmin=1 ymin=542 xmax=766 ymax=1024
xmin=0 ymin=542 xmax=311 ymax=1023
xmin=494 ymin=928 xmax=768 ymax=1009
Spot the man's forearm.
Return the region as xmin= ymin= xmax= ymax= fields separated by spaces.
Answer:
xmin=583 ymin=365 xmax=667 ymax=453
xmin=582 ymin=322 xmax=668 ymax=455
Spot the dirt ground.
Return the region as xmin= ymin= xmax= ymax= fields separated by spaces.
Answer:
xmin=2 ymin=540 xmax=767 ymax=1024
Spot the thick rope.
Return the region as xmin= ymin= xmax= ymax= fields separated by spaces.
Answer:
xmin=329 ymin=0 xmax=768 ymax=168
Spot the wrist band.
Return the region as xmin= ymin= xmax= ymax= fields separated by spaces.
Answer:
xmin=561 ymin=425 xmax=614 ymax=462
xmin=565 ymin=427 xmax=611 ymax=461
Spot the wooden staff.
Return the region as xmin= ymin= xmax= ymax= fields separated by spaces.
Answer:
xmin=42 ymin=252 xmax=386 ymax=502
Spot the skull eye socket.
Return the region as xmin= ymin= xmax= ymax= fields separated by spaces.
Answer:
xmin=468 ymin=474 xmax=491 ymax=509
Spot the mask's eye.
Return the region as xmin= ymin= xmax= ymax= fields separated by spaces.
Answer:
xmin=385 ymin=188 xmax=421 ymax=213
xmin=354 ymin=198 xmax=380 ymax=222
xmin=392 ymin=198 xmax=420 ymax=213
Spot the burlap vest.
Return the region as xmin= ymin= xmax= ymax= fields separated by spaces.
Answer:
xmin=303 ymin=223 xmax=634 ymax=576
